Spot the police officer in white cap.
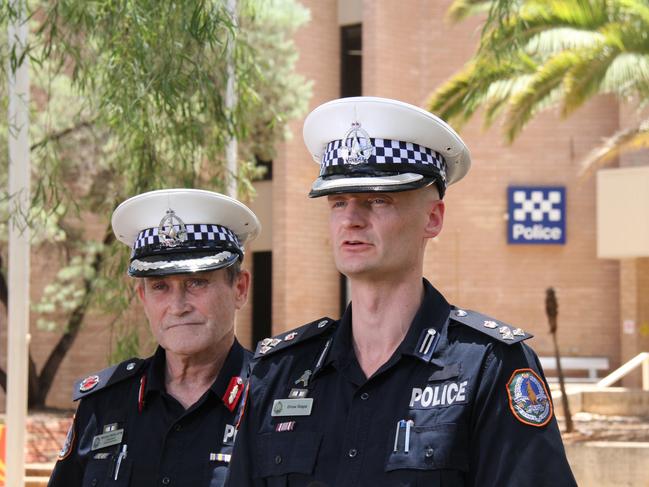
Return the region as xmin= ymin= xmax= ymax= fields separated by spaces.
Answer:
xmin=227 ymin=98 xmax=576 ymax=486
xmin=49 ymin=189 xmax=260 ymax=487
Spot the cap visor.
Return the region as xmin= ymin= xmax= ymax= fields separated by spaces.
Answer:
xmin=309 ymin=173 xmax=432 ymax=198
xmin=128 ymin=251 xmax=239 ymax=277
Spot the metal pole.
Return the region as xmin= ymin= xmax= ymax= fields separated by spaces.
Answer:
xmin=225 ymin=0 xmax=238 ymax=198
xmin=7 ymin=1 xmax=31 ymax=486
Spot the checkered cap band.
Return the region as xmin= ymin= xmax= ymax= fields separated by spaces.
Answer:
xmin=321 ymin=138 xmax=447 ymax=183
xmin=132 ymin=224 xmax=241 ymax=258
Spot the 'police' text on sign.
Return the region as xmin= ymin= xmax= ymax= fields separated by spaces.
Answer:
xmin=507 ymin=187 xmax=566 ymax=245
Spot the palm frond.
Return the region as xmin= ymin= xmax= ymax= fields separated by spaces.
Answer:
xmin=505 ymin=51 xmax=577 ymax=140
xmin=525 ymin=28 xmax=604 ymax=56
xmin=562 ymin=42 xmax=620 ymax=115
xmin=618 ymin=0 xmax=649 ymax=27
xmin=483 ymin=75 xmax=534 ymax=126
xmin=600 ymin=53 xmax=649 ymax=97
xmin=428 ymin=54 xmax=536 ymax=126
xmin=447 ymin=0 xmax=492 ymax=23
xmin=480 ymin=0 xmax=609 ymax=55
xmin=579 ymin=119 xmax=649 ymax=176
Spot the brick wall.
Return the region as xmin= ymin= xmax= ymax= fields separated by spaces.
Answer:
xmin=271 ymin=0 xmax=341 ymax=333
xmin=357 ymin=0 xmax=620 ymax=362
xmin=1 ymin=0 xmax=629 ymax=410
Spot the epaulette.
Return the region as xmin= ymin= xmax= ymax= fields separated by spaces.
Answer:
xmin=254 ymin=317 xmax=335 ymax=359
xmin=449 ymin=307 xmax=533 ymax=345
xmin=72 ymin=357 xmax=146 ymax=401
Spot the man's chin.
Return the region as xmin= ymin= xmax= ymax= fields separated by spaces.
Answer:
xmin=336 ymin=263 xmax=378 ymax=280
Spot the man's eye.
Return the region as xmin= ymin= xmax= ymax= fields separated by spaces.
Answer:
xmin=369 ymin=197 xmax=387 ymax=205
xmin=331 ymin=200 xmax=346 ymax=209
xmin=151 ymin=282 xmax=167 ymax=291
xmin=187 ymin=279 xmax=208 ymax=289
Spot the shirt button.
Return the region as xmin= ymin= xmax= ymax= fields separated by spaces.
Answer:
xmin=275 ymin=455 xmax=282 ymax=465
xmin=425 ymin=447 xmax=434 ymax=458
xmin=360 ymin=392 xmax=369 ymax=400
xmin=174 ymin=424 xmax=182 ymax=431
xmin=91 ymin=480 xmax=97 ymax=487
xmin=162 ymin=477 xmax=171 ymax=485
xmin=348 ymin=448 xmax=358 ymax=458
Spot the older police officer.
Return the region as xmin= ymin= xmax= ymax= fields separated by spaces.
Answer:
xmin=49 ymin=188 xmax=260 ymax=487
xmin=227 ymin=98 xmax=577 ymax=486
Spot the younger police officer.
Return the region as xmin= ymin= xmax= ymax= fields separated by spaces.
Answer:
xmin=227 ymin=98 xmax=577 ymax=486
xmin=49 ymin=189 xmax=260 ymax=487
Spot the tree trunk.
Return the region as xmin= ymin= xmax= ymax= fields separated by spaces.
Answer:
xmin=31 ymin=225 xmax=115 ymax=408
xmin=0 ymin=255 xmax=8 ymax=393
xmin=0 ymin=121 xmax=97 ymax=399
xmin=552 ymin=330 xmax=574 ymax=433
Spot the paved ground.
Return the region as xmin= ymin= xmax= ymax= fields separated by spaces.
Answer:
xmin=0 ymin=410 xmax=73 ymax=463
xmin=561 ymin=412 xmax=649 ymax=443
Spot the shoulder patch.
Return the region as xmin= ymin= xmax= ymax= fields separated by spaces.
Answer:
xmin=450 ymin=308 xmax=533 ymax=345
xmin=57 ymin=414 xmax=76 ymax=461
xmin=506 ymin=368 xmax=553 ymax=427
xmin=255 ymin=317 xmax=335 ymax=359
xmin=72 ymin=357 xmax=145 ymax=401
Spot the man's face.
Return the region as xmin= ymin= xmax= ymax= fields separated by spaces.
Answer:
xmin=137 ymin=268 xmax=250 ymax=358
xmin=327 ymin=189 xmax=444 ymax=280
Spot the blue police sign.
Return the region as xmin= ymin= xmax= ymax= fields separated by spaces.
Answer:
xmin=508 ymin=186 xmax=566 ymax=244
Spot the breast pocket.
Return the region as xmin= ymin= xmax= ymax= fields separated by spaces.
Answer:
xmin=385 ymin=423 xmax=467 ymax=487
xmin=255 ymin=431 xmax=322 ymax=487
xmin=82 ymin=456 xmax=132 ymax=487
xmin=205 ymin=446 xmax=233 ymax=487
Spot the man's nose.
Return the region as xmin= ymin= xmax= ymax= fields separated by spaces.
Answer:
xmin=341 ymin=200 xmax=367 ymax=228
xmin=168 ymin=288 xmax=192 ymax=315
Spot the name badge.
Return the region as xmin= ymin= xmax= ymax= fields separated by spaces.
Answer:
xmin=91 ymin=429 xmax=124 ymax=451
xmin=271 ymin=398 xmax=313 ymax=417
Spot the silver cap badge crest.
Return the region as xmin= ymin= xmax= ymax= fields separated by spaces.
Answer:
xmin=158 ymin=209 xmax=187 ymax=247
xmin=341 ymin=122 xmax=374 ymax=165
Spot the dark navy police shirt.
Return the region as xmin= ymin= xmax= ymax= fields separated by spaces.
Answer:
xmin=226 ymin=280 xmax=577 ymax=487
xmin=49 ymin=340 xmax=251 ymax=487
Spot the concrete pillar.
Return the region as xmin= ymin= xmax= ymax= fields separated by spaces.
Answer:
xmin=620 ymin=258 xmax=649 ymax=386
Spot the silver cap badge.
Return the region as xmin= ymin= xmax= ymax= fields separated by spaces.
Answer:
xmin=341 ymin=122 xmax=374 ymax=165
xmin=158 ymin=209 xmax=187 ymax=248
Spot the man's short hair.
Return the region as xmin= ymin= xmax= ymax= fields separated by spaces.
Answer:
xmin=225 ymin=260 xmax=242 ymax=286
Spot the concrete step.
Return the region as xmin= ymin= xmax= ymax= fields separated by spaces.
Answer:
xmin=565 ymin=441 xmax=649 ymax=487
xmin=25 ymin=463 xmax=55 ymax=477
xmin=554 ymin=387 xmax=649 ymax=417
xmin=25 ymin=476 xmax=49 ymax=487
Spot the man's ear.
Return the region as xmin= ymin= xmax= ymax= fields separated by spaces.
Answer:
xmin=234 ymin=269 xmax=251 ymax=310
xmin=424 ymin=198 xmax=445 ymax=239
xmin=135 ymin=280 xmax=146 ymax=303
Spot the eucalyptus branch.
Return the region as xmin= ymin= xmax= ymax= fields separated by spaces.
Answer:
xmin=34 ymin=224 xmax=115 ymax=405
xmin=30 ymin=118 xmax=97 ymax=152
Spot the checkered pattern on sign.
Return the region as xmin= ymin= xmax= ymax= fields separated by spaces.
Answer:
xmin=321 ymin=137 xmax=446 ymax=181
xmin=512 ymin=190 xmax=562 ymax=222
xmin=133 ymin=224 xmax=240 ymax=251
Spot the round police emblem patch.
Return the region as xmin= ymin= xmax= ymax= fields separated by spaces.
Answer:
xmin=506 ymin=369 xmax=552 ymax=427
xmin=57 ymin=417 xmax=76 ymax=461
xmin=273 ymin=401 xmax=284 ymax=415
xmin=79 ymin=374 xmax=100 ymax=393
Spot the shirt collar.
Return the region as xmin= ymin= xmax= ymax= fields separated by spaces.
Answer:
xmin=326 ymin=278 xmax=450 ymax=369
xmin=398 ymin=279 xmax=450 ymax=359
xmin=145 ymin=345 xmax=168 ymax=394
xmin=209 ymin=339 xmax=248 ymax=404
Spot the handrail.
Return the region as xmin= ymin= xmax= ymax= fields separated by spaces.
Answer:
xmin=596 ymin=352 xmax=649 ymax=390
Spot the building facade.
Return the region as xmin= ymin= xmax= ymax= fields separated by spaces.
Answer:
xmin=2 ymin=0 xmax=647 ymax=410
